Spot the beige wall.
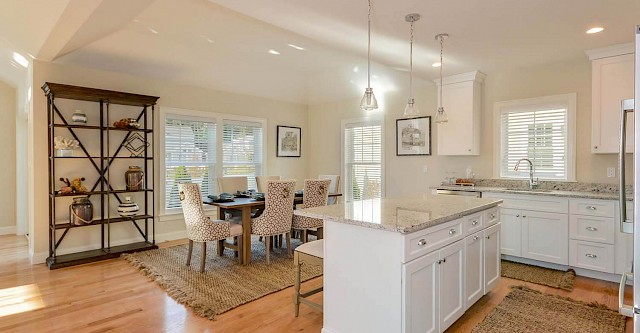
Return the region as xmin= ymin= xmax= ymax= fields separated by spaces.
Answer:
xmin=28 ymin=60 xmax=308 ymax=262
xmin=0 ymin=80 xmax=16 ymax=230
xmin=307 ymin=57 xmax=626 ymax=199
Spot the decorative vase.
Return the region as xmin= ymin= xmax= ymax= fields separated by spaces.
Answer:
xmin=125 ymin=166 xmax=144 ymax=191
xmin=72 ymin=109 xmax=87 ymax=124
xmin=117 ymin=196 xmax=139 ymax=217
xmin=70 ymin=197 xmax=93 ymax=226
xmin=56 ymin=149 xmax=73 ymax=157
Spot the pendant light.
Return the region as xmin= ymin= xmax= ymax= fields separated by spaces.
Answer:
xmin=360 ymin=0 xmax=378 ymax=111
xmin=434 ymin=33 xmax=449 ymax=123
xmin=403 ymin=13 xmax=420 ymax=117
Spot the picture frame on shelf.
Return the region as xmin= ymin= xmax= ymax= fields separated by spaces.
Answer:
xmin=277 ymin=125 xmax=301 ymax=157
xmin=396 ymin=116 xmax=431 ymax=156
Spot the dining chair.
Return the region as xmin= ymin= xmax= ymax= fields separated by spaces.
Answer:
xmin=294 ymin=239 xmax=324 ymax=316
xmin=251 ymin=180 xmax=296 ymax=264
xmin=256 ymin=175 xmax=281 ymax=193
xmin=218 ymin=176 xmax=248 ymax=194
xmin=179 ymin=183 xmax=243 ymax=272
xmin=292 ymin=179 xmax=331 ymax=243
xmin=318 ymin=175 xmax=340 ymax=205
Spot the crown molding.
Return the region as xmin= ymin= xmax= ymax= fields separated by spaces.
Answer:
xmin=585 ymin=42 xmax=634 ymax=60
xmin=433 ymin=70 xmax=486 ymax=86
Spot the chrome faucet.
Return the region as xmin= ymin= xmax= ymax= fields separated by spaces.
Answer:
xmin=514 ymin=158 xmax=539 ymax=189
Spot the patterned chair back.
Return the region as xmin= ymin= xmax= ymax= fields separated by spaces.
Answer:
xmin=256 ymin=175 xmax=281 ymax=193
xmin=318 ymin=175 xmax=340 ymax=205
xmin=179 ymin=183 xmax=229 ymax=242
xmin=252 ymin=180 xmax=296 ymax=235
xmin=303 ymin=179 xmax=331 ymax=209
xmin=218 ymin=176 xmax=248 ymax=194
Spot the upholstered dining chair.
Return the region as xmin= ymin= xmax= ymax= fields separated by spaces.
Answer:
xmin=318 ymin=175 xmax=340 ymax=205
xmin=292 ymin=179 xmax=331 ymax=243
xmin=251 ymin=180 xmax=296 ymax=264
xmin=256 ymin=175 xmax=281 ymax=193
xmin=179 ymin=183 xmax=243 ymax=272
xmin=218 ymin=176 xmax=248 ymax=194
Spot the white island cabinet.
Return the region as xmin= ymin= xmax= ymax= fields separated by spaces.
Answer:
xmin=295 ymin=194 xmax=502 ymax=333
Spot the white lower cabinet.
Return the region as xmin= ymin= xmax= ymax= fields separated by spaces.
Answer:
xmin=569 ymin=239 xmax=615 ymax=273
xmin=403 ymin=240 xmax=466 ymax=333
xmin=484 ymin=224 xmax=501 ymax=293
xmin=500 ymin=208 xmax=522 ymax=256
xmin=465 ymin=232 xmax=483 ymax=309
xmin=521 ymin=211 xmax=569 ymax=265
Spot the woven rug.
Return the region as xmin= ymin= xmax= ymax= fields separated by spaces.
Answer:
xmin=122 ymin=236 xmax=322 ymax=320
xmin=472 ymin=286 xmax=626 ymax=333
xmin=501 ymin=260 xmax=575 ymax=291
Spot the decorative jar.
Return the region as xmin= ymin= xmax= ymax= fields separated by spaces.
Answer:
xmin=72 ymin=109 xmax=87 ymax=124
xmin=125 ymin=166 xmax=144 ymax=191
xmin=56 ymin=149 xmax=73 ymax=157
xmin=117 ymin=196 xmax=139 ymax=217
xmin=70 ymin=197 xmax=93 ymax=226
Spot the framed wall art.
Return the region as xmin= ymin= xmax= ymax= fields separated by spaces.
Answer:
xmin=277 ymin=125 xmax=301 ymax=157
xmin=396 ymin=116 xmax=431 ymax=156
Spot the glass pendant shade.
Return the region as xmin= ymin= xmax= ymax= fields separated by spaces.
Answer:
xmin=404 ymin=98 xmax=419 ymax=117
xmin=435 ymin=106 xmax=448 ymax=123
xmin=360 ymin=88 xmax=378 ymax=111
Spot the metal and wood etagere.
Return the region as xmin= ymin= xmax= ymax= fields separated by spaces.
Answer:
xmin=42 ymin=82 xmax=159 ymax=269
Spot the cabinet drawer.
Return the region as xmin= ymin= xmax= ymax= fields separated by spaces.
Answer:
xmin=569 ymin=240 xmax=614 ymax=273
xmin=484 ymin=207 xmax=499 ymax=227
xmin=569 ymin=215 xmax=614 ymax=244
xmin=464 ymin=213 xmax=483 ymax=235
xmin=405 ymin=218 xmax=464 ymax=262
xmin=570 ymin=199 xmax=615 ymax=218
xmin=483 ymin=192 xmax=568 ymax=214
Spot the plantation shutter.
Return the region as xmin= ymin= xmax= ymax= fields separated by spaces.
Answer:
xmin=222 ymin=120 xmax=264 ymax=190
xmin=500 ymin=105 xmax=568 ymax=180
xmin=164 ymin=116 xmax=216 ymax=209
xmin=344 ymin=121 xmax=383 ymax=201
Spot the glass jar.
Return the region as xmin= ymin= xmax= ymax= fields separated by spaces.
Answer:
xmin=72 ymin=109 xmax=87 ymax=124
xmin=70 ymin=197 xmax=93 ymax=226
xmin=125 ymin=166 xmax=144 ymax=191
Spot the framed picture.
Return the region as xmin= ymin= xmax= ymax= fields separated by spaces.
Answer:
xmin=396 ymin=116 xmax=431 ymax=156
xmin=277 ymin=125 xmax=301 ymax=157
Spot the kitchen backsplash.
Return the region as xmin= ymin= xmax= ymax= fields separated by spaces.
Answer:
xmin=471 ymin=179 xmax=633 ymax=194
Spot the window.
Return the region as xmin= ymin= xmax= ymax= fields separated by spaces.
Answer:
xmin=495 ymin=93 xmax=576 ymax=181
xmin=164 ymin=116 xmax=216 ymax=210
xmin=222 ymin=120 xmax=263 ymax=190
xmin=343 ymin=118 xmax=383 ymax=201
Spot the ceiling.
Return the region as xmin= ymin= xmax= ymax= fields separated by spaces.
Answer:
xmin=0 ymin=0 xmax=637 ymax=102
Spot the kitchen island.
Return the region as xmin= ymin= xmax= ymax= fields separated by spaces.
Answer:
xmin=295 ymin=194 xmax=503 ymax=333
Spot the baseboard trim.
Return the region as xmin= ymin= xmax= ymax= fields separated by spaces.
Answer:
xmin=321 ymin=328 xmax=339 ymax=333
xmin=0 ymin=226 xmax=16 ymax=236
xmin=30 ymin=230 xmax=188 ymax=265
xmin=502 ymin=255 xmax=625 ymax=283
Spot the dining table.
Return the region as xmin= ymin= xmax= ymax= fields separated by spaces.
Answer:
xmin=204 ymin=193 xmax=342 ymax=265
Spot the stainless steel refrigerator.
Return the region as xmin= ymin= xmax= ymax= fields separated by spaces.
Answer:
xmin=619 ymin=25 xmax=640 ymax=331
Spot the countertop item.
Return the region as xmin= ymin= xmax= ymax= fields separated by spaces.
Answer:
xmin=432 ymin=184 xmax=633 ymax=201
xmin=294 ymin=194 xmax=502 ymax=234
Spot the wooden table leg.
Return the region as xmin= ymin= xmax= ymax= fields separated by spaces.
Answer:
xmin=241 ymin=206 xmax=252 ymax=265
xmin=217 ymin=208 xmax=226 ymax=256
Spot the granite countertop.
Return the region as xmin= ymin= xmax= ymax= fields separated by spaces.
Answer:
xmin=432 ymin=185 xmax=632 ymax=201
xmin=294 ymin=194 xmax=502 ymax=234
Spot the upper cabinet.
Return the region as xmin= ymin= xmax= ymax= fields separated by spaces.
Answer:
xmin=435 ymin=71 xmax=486 ymax=156
xmin=587 ymin=44 xmax=635 ymax=154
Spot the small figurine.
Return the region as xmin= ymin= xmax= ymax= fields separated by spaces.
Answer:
xmin=58 ymin=178 xmax=73 ymax=195
xmin=70 ymin=178 xmax=87 ymax=194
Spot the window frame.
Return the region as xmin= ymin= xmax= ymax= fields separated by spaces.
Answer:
xmin=341 ymin=116 xmax=385 ymax=202
xmin=159 ymin=107 xmax=267 ymax=216
xmin=493 ymin=93 xmax=577 ymax=182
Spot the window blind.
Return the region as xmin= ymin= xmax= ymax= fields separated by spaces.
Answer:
xmin=222 ymin=120 xmax=263 ymax=190
xmin=500 ymin=107 xmax=568 ymax=180
xmin=164 ymin=117 xmax=216 ymax=209
xmin=344 ymin=121 xmax=382 ymax=201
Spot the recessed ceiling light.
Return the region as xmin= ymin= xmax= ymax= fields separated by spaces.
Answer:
xmin=353 ymin=66 xmax=359 ymax=73
xmin=147 ymin=27 xmax=159 ymax=34
xmin=287 ymin=44 xmax=305 ymax=51
xmin=432 ymin=62 xmax=441 ymax=67
xmin=268 ymin=50 xmax=280 ymax=55
xmin=12 ymin=52 xmax=28 ymax=68
xmin=586 ymin=27 xmax=604 ymax=34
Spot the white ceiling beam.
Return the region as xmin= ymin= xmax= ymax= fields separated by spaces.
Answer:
xmin=37 ymin=0 xmax=156 ymax=61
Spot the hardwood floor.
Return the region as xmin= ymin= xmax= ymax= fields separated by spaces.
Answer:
xmin=0 ymin=235 xmax=632 ymax=332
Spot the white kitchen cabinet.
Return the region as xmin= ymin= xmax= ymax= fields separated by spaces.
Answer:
xmin=521 ymin=210 xmax=569 ymax=265
xmin=615 ymin=202 xmax=634 ymax=275
xmin=403 ymin=240 xmax=465 ymax=333
xmin=465 ymin=232 xmax=483 ymax=309
xmin=484 ymin=224 xmax=501 ymax=294
xmin=435 ymin=71 xmax=485 ymax=156
xmin=590 ymin=52 xmax=634 ymax=154
xmin=500 ymin=208 xmax=522 ymax=256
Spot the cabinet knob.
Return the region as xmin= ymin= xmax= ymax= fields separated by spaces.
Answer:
xmin=490 ymin=213 xmax=496 ymax=219
xmin=516 ymin=214 xmax=520 ymax=217
xmin=468 ymin=149 xmax=471 ymax=152
xmin=417 ymin=239 xmax=427 ymax=246
xmin=442 ymin=258 xmax=447 ymax=263
xmin=586 ymin=226 xmax=598 ymax=231
xmin=586 ymin=205 xmax=597 ymax=210
xmin=486 ymin=235 xmax=491 ymax=239
xmin=472 ymin=220 xmax=479 ymax=226
xmin=594 ymin=145 xmax=598 ymax=150
xmin=522 ymin=215 xmax=527 ymax=218
xmin=585 ymin=253 xmax=597 ymax=258
xmin=449 ymin=229 xmax=457 ymax=236
xmin=473 ymin=235 xmax=479 ymax=241
xmin=437 ymin=259 xmax=442 ymax=264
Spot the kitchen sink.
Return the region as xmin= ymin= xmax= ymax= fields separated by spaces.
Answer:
xmin=503 ymin=188 xmax=553 ymax=193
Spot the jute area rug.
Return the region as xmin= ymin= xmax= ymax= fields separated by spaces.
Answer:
xmin=122 ymin=236 xmax=322 ymax=320
xmin=472 ymin=286 xmax=626 ymax=333
xmin=501 ymin=260 xmax=576 ymax=291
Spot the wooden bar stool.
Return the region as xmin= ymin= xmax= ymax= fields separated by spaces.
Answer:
xmin=293 ymin=239 xmax=323 ymax=316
